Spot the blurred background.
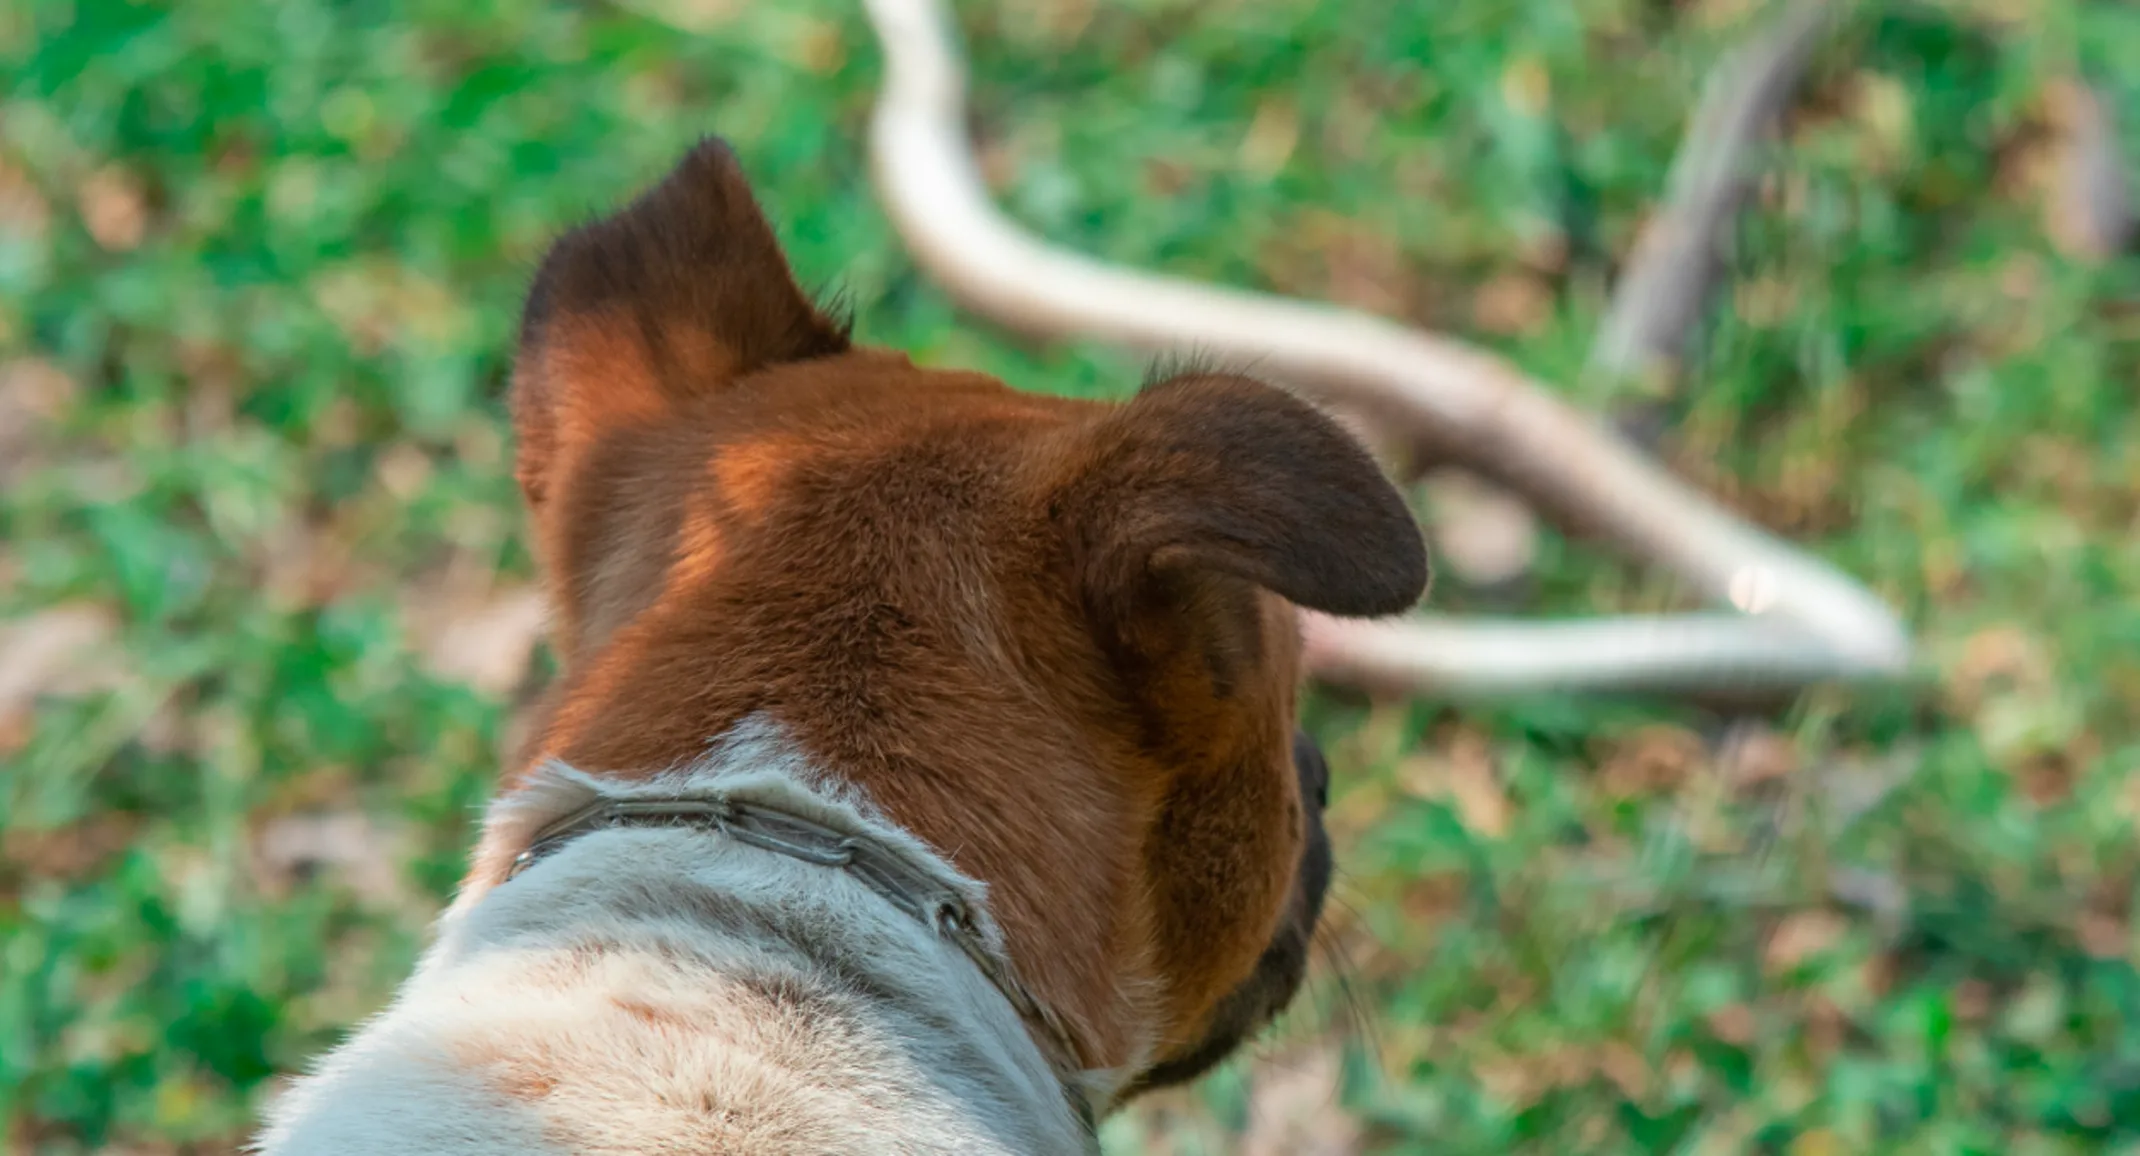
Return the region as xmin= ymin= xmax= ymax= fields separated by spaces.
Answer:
xmin=2 ymin=0 xmax=2137 ymax=1152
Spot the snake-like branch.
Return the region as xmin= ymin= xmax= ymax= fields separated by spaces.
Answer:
xmin=861 ymin=0 xmax=1910 ymax=696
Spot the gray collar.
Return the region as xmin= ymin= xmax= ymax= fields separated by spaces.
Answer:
xmin=502 ymin=792 xmax=1101 ymax=1147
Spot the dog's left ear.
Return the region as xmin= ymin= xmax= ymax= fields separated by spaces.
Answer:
xmin=1054 ymin=372 xmax=1430 ymax=622
xmin=510 ymin=137 xmax=846 ymax=526
xmin=510 ymin=139 xmax=847 ymax=658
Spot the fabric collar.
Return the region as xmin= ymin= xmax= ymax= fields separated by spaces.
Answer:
xmin=500 ymin=789 xmax=1101 ymax=1149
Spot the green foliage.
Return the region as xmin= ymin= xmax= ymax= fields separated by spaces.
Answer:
xmin=2 ymin=0 xmax=2135 ymax=1151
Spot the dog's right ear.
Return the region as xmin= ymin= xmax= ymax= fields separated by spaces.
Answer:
xmin=1054 ymin=372 xmax=1430 ymax=625
xmin=511 ymin=139 xmax=847 ymax=654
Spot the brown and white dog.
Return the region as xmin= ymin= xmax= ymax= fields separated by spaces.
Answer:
xmin=254 ymin=140 xmax=1428 ymax=1155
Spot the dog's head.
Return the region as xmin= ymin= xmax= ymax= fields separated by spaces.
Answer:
xmin=500 ymin=140 xmax=1427 ymax=1100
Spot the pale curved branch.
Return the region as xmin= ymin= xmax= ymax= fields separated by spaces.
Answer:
xmin=1300 ymin=611 xmax=1873 ymax=698
xmin=861 ymin=0 xmax=1911 ymax=696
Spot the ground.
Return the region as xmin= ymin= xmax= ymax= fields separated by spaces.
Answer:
xmin=3 ymin=0 xmax=2138 ymax=1152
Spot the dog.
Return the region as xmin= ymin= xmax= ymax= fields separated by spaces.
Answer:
xmin=253 ymin=139 xmax=1428 ymax=1154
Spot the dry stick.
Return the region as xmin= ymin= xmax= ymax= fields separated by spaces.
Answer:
xmin=2045 ymin=78 xmax=2134 ymax=263
xmin=1411 ymin=0 xmax=1840 ymax=600
xmin=1589 ymin=0 xmax=1835 ymax=391
xmin=862 ymin=0 xmax=1911 ymax=696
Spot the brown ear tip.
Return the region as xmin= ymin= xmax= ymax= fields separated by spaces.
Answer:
xmin=1384 ymin=520 xmax=1434 ymax=613
xmin=1267 ymin=380 xmax=1433 ymax=619
xmin=685 ymin=134 xmax=742 ymax=161
xmin=628 ymin=136 xmax=763 ymax=227
xmin=673 ymin=136 xmax=746 ymax=184
xmin=1097 ymin=371 xmax=1434 ymax=619
xmin=1323 ymin=395 xmax=1431 ymax=617
xmin=1328 ymin=504 xmax=1432 ymax=618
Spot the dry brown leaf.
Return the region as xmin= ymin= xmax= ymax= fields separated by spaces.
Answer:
xmin=1596 ymin=1041 xmax=1651 ymax=1101
xmin=76 ymin=166 xmax=147 ymax=252
xmin=0 ymin=357 xmax=74 ymax=493
xmin=1472 ymin=271 xmax=1555 ymax=336
xmin=258 ymin=517 xmax=355 ymax=610
xmin=1474 ymin=1054 xmax=1550 ymax=1108
xmin=2 ymin=812 xmax=140 ymax=883
xmin=2077 ymin=910 xmax=2129 ymax=960
xmin=1952 ymin=979 xmax=1993 ymax=1022
xmin=1139 ymin=156 xmax=1192 ymax=198
xmin=374 ymin=443 xmax=433 ymax=499
xmin=1858 ymin=953 xmax=1898 ymax=999
xmin=2000 ymin=251 xmax=2044 ymax=301
xmin=1951 ymin=623 xmax=2055 ymax=707
xmin=1802 ymin=991 xmax=1848 ymax=1056
xmin=1318 ymin=222 xmax=1416 ymax=318
xmin=1396 ymin=728 xmax=1510 ymax=837
xmin=1478 ymin=1044 xmax=1638 ymax=1109
xmin=1718 ymin=723 xmax=1799 ymax=789
xmin=2015 ymin=751 xmax=2077 ymax=806
xmin=0 ymin=603 xmax=120 ymax=740
xmin=1765 ymin=909 xmax=1850 ymax=974
xmin=1241 ymin=1045 xmax=1358 ymax=1156
xmin=417 ymin=585 xmax=549 ymax=695
xmin=1322 ymin=772 xmax=1396 ymax=845
xmin=1598 ymin=724 xmax=1708 ymax=798
xmin=1421 ymin=469 xmax=1539 ymax=589
xmin=1706 ymin=1003 xmax=1758 ymax=1045
xmin=0 ymin=159 xmax=51 ymax=241
xmin=176 ymin=341 xmax=242 ymax=434
xmin=252 ymin=811 xmax=410 ymax=906
xmin=1118 ymin=1085 xmax=1233 ymax=1154
xmin=1445 ymin=735 xmax=1510 ymax=837
xmin=1396 ymin=873 xmax=1466 ymax=938
xmin=0 ymin=357 xmax=77 ymax=445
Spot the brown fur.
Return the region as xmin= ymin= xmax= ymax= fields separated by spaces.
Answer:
xmin=501 ymin=139 xmax=1427 ymax=1083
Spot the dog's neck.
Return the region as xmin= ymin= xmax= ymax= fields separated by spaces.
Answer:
xmin=255 ymin=717 xmax=1099 ymax=1155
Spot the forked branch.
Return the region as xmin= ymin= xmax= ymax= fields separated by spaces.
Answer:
xmin=861 ymin=0 xmax=1911 ymax=697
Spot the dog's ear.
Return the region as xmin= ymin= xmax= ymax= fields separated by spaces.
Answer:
xmin=1055 ymin=373 xmax=1429 ymax=623
xmin=511 ymin=138 xmax=846 ymax=521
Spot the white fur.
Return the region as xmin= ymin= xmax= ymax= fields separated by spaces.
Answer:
xmin=254 ymin=716 xmax=1093 ymax=1155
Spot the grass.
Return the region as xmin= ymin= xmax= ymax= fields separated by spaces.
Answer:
xmin=3 ymin=0 xmax=2138 ymax=1151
